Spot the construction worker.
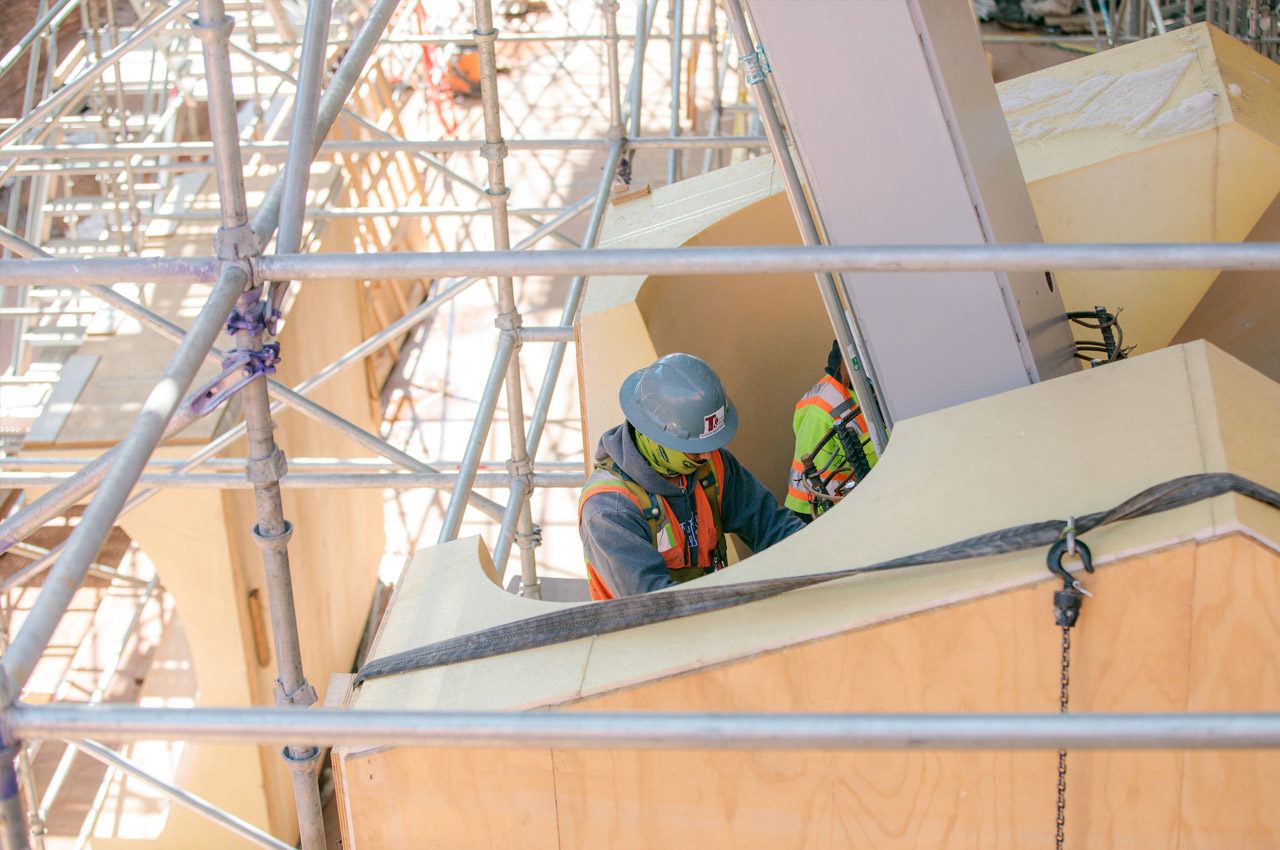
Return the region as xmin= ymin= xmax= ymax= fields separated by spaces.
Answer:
xmin=579 ymin=353 xmax=805 ymax=600
xmin=785 ymin=340 xmax=879 ymax=522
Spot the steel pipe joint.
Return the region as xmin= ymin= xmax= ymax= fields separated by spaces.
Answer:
xmin=191 ymin=14 xmax=234 ymax=43
xmin=281 ymin=744 xmax=322 ymax=770
xmin=251 ymin=520 xmax=294 ymax=551
xmin=480 ymin=140 xmax=508 ymax=161
xmin=246 ymin=447 xmax=289 ymax=484
xmin=213 ymin=222 xmax=262 ymax=261
xmin=273 ymin=679 xmax=317 ymax=709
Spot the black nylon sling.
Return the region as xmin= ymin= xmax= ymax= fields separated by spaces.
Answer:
xmin=355 ymin=472 xmax=1280 ymax=685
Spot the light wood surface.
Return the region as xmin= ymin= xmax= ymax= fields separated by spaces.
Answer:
xmin=998 ymin=23 xmax=1280 ymax=355
xmin=1173 ymin=184 xmax=1280 ymax=385
xmin=353 ymin=341 xmax=1280 ymax=714
xmin=336 ymin=340 xmax=1280 ymax=846
xmin=580 ymin=153 xmax=834 ymax=502
xmin=337 ymin=533 xmax=1280 ymax=848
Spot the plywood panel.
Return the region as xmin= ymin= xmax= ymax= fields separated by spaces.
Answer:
xmin=582 ymin=154 xmax=825 ymax=500
xmin=1173 ymin=187 xmax=1280 ymax=386
xmin=336 ymin=746 xmax=560 ymax=850
xmin=999 ymin=23 xmax=1280 ymax=354
xmin=1179 ymin=535 xmax=1280 ymax=847
xmin=339 ymin=537 xmax=1280 ymax=849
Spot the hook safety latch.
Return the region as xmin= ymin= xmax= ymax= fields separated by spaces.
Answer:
xmin=189 ymin=345 xmax=280 ymax=417
xmin=1047 ymin=537 xmax=1094 ymax=628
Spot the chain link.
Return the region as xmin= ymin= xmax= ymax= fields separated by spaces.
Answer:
xmin=1056 ymin=625 xmax=1071 ymax=850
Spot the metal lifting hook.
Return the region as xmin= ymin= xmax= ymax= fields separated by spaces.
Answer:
xmin=1046 ymin=534 xmax=1094 ymax=628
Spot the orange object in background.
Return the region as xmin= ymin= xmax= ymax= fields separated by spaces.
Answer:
xmin=445 ymin=47 xmax=482 ymax=98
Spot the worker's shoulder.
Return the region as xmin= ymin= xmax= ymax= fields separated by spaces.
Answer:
xmin=581 ymin=467 xmax=645 ymax=507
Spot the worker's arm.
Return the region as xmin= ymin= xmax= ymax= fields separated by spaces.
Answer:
xmin=579 ymin=490 xmax=677 ymax=597
xmin=718 ymin=449 xmax=806 ymax=551
xmin=785 ymin=404 xmax=841 ymax=512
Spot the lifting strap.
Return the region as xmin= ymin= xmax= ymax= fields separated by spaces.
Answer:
xmin=355 ymin=472 xmax=1280 ymax=685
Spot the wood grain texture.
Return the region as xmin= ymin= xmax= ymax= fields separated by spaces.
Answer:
xmin=337 ymin=536 xmax=1280 ymax=848
xmin=335 ymin=747 xmax=560 ymax=850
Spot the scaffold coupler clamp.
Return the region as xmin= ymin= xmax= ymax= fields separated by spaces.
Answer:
xmin=1047 ymin=518 xmax=1094 ymax=628
xmin=496 ymin=312 xmax=523 ymax=350
xmin=191 ymin=12 xmax=234 ymax=44
xmin=275 ymin=681 xmax=322 ymax=772
xmin=188 ymin=344 xmax=280 ymax=417
xmin=740 ymin=46 xmax=770 ymax=85
xmin=213 ymin=221 xmax=261 ymax=263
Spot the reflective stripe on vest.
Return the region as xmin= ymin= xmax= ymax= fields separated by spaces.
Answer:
xmin=787 ymin=376 xmax=858 ymax=503
xmin=578 ymin=452 xmax=726 ymax=600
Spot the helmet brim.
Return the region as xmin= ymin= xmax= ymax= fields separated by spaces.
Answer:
xmin=619 ymin=368 xmax=738 ymax=453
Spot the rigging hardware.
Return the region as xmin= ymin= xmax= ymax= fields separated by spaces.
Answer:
xmin=1047 ymin=524 xmax=1094 ymax=850
xmin=798 ymin=396 xmax=874 ymax=517
xmin=1070 ymin=305 xmax=1133 ymax=366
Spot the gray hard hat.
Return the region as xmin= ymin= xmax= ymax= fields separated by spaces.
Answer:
xmin=619 ymin=353 xmax=738 ymax=452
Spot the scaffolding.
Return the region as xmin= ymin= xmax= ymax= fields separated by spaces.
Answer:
xmin=1 ymin=0 xmax=1280 ymax=847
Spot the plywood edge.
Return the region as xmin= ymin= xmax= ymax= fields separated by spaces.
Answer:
xmin=360 ymin=343 xmax=1280 ymax=713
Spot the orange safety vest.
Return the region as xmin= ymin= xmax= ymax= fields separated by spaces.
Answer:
xmin=578 ymin=452 xmax=727 ymax=600
xmin=787 ymin=375 xmax=869 ymax=506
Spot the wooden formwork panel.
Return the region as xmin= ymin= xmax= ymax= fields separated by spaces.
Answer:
xmin=335 ymin=534 xmax=1280 ymax=849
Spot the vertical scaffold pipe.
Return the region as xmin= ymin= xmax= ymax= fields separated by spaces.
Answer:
xmin=720 ymin=0 xmax=889 ymax=452
xmin=626 ymin=0 xmax=656 ymax=139
xmin=194 ymin=0 xmax=327 ymax=844
xmin=667 ymin=0 xmax=685 ymax=183
xmin=251 ymin=0 xmax=333 ymax=846
xmin=471 ymin=0 xmax=543 ymax=597
xmin=0 ymin=262 xmax=246 ymax=696
xmin=438 ymin=332 xmax=518 ymax=542
xmin=602 ymin=0 xmax=623 ymax=129
xmin=492 ymin=137 xmax=626 ymax=578
xmin=701 ymin=2 xmax=724 ymax=175
xmin=0 ymin=732 xmax=27 ymax=850
xmin=251 ymin=0 xmax=401 ymax=244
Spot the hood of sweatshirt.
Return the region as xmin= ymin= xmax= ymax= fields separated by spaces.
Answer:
xmin=594 ymin=423 xmax=689 ymax=498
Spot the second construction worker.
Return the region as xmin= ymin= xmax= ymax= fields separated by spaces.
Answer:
xmin=785 ymin=340 xmax=879 ymax=522
xmin=579 ymin=353 xmax=805 ymax=600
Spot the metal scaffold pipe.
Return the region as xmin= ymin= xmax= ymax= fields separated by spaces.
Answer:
xmin=10 ymin=705 xmax=1280 ymax=751
xmin=493 ymin=137 xmax=626 ymax=576
xmin=720 ymin=0 xmax=889 ymax=453
xmin=1 ymin=472 xmax=586 ymax=491
xmin=3 ymin=135 xmax=766 ymax=159
xmin=438 ymin=332 xmax=517 ymax=542
xmin=603 ymin=0 xmax=623 ymax=128
xmin=668 ymin=0 xmax=686 ymax=183
xmin=0 ymin=0 xmax=79 ymax=79
xmin=0 ymin=0 xmax=196 ymax=149
xmin=248 ymin=0 xmax=401 ymax=246
xmin=0 ymin=262 xmax=247 ymax=696
xmin=472 ymin=0 xmax=542 ymax=597
xmin=69 ymin=740 xmax=293 ymax=850
xmin=218 ymin=0 xmax=335 ymax=842
xmin=0 ymin=188 xmax=595 ymax=549
xmin=8 ymin=243 xmax=1280 ymax=288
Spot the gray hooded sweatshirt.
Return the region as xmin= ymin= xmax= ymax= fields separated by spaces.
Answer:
xmin=579 ymin=423 xmax=805 ymax=597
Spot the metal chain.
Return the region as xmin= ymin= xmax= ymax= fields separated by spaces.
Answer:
xmin=1056 ymin=624 xmax=1071 ymax=850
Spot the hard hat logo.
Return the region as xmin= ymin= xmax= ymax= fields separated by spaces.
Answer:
xmin=702 ymin=407 xmax=725 ymax=437
xmin=619 ymin=353 xmax=738 ymax=453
